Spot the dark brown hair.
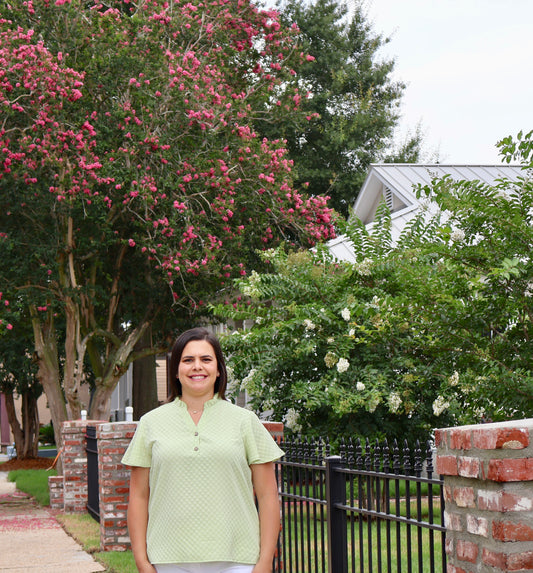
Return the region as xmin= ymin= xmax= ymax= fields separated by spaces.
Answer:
xmin=168 ymin=327 xmax=227 ymax=401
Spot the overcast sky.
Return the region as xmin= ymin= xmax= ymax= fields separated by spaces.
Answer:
xmin=365 ymin=0 xmax=533 ymax=164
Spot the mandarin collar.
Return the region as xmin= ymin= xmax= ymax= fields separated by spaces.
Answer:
xmin=175 ymin=393 xmax=220 ymax=409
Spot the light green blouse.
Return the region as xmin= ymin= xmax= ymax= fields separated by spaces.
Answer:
xmin=121 ymin=396 xmax=284 ymax=565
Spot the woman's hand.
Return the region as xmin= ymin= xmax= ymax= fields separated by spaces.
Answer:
xmin=252 ymin=560 xmax=273 ymax=573
xmin=136 ymin=562 xmax=157 ymax=573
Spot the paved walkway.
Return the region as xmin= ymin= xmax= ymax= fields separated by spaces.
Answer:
xmin=0 ymin=471 xmax=105 ymax=572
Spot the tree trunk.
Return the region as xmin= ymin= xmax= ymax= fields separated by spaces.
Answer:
xmin=4 ymin=393 xmax=23 ymax=455
xmin=31 ymin=311 xmax=68 ymax=452
xmin=21 ymin=392 xmax=40 ymax=458
xmin=88 ymin=319 xmax=153 ymax=421
xmin=63 ymin=296 xmax=83 ymax=420
xmin=3 ymin=391 xmax=40 ymax=459
xmin=133 ymin=327 xmax=159 ymax=420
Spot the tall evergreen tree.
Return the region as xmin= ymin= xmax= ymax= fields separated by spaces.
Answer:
xmin=268 ymin=0 xmax=421 ymax=216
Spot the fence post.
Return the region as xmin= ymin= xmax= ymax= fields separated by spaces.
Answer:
xmin=326 ymin=455 xmax=348 ymax=573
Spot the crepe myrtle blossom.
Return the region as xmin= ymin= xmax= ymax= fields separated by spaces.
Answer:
xmin=303 ymin=319 xmax=316 ymax=331
xmin=336 ymin=358 xmax=349 ymax=373
xmin=356 ymin=382 xmax=365 ymax=391
xmin=432 ymin=395 xmax=450 ymax=416
xmin=341 ymin=307 xmax=350 ymax=321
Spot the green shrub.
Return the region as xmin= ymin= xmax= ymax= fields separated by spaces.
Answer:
xmin=39 ymin=423 xmax=55 ymax=445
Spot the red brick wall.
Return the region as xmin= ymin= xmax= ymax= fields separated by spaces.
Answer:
xmin=436 ymin=419 xmax=533 ymax=572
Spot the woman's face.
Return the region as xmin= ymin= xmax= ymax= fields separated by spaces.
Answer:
xmin=178 ymin=339 xmax=220 ymax=400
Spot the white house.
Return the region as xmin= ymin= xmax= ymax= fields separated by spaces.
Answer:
xmin=327 ymin=163 xmax=524 ymax=263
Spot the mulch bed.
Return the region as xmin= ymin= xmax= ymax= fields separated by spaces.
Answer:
xmin=1 ymin=458 xmax=54 ymax=471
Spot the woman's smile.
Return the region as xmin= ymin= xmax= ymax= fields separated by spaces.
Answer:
xmin=178 ymin=339 xmax=220 ymax=399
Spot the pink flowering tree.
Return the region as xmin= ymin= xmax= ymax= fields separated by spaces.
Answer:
xmin=0 ymin=0 xmax=336 ymax=445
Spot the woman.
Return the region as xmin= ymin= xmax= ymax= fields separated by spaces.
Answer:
xmin=122 ymin=327 xmax=284 ymax=573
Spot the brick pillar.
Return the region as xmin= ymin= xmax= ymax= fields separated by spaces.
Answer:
xmin=96 ymin=421 xmax=137 ymax=551
xmin=48 ymin=475 xmax=64 ymax=510
xmin=62 ymin=419 xmax=105 ymax=513
xmin=436 ymin=418 xmax=533 ymax=573
xmin=263 ymin=421 xmax=284 ymax=444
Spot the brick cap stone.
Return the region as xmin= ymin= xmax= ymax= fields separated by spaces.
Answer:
xmin=437 ymin=418 xmax=533 ymax=433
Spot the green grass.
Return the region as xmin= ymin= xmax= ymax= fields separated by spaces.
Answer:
xmin=57 ymin=514 xmax=138 ymax=573
xmin=281 ymin=505 xmax=445 ymax=572
xmin=8 ymin=469 xmax=57 ymax=505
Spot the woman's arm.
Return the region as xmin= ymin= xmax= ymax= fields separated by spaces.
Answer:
xmin=251 ymin=462 xmax=281 ymax=573
xmin=127 ymin=466 xmax=156 ymax=573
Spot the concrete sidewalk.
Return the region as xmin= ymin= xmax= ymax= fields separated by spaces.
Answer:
xmin=0 ymin=471 xmax=105 ymax=573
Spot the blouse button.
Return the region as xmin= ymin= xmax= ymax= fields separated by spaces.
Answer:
xmin=194 ymin=432 xmax=199 ymax=436
xmin=194 ymin=446 xmax=199 ymax=451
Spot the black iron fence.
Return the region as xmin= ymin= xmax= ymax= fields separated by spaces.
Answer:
xmin=274 ymin=437 xmax=446 ymax=573
xmin=85 ymin=425 xmax=100 ymax=522
xmin=85 ymin=429 xmax=445 ymax=572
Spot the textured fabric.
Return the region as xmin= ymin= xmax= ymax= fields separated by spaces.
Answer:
xmin=122 ymin=396 xmax=284 ymax=565
xmin=155 ymin=562 xmax=254 ymax=573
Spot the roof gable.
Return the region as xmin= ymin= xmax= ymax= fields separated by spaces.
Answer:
xmin=327 ymin=163 xmax=525 ymax=263
xmin=351 ymin=164 xmax=524 ymax=224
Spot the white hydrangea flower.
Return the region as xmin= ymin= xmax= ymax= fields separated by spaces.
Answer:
xmin=389 ymin=392 xmax=402 ymax=413
xmin=241 ymin=368 xmax=257 ymax=390
xmin=368 ymin=394 xmax=380 ymax=413
xmin=341 ymin=307 xmax=351 ymax=321
xmin=355 ymin=257 xmax=373 ymax=276
xmin=449 ymin=371 xmax=459 ymax=386
xmin=324 ymin=352 xmax=337 ymax=368
xmin=348 ymin=328 xmax=355 ymax=337
xmin=241 ymin=270 xmax=262 ymax=299
xmin=473 ymin=406 xmax=486 ymax=418
xmin=356 ymin=382 xmax=365 ymax=391
xmin=303 ymin=319 xmax=316 ymax=331
xmin=336 ymin=358 xmax=350 ymax=373
xmin=327 ymin=337 xmax=335 ymax=344
xmin=283 ymin=408 xmax=302 ymax=432
xmin=433 ymin=395 xmax=450 ymax=416
xmin=450 ymin=228 xmax=465 ymax=243
xmin=225 ymin=366 xmax=240 ymax=395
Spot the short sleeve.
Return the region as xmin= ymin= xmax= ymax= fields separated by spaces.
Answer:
xmin=243 ymin=413 xmax=285 ymax=465
xmin=121 ymin=417 xmax=152 ymax=467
